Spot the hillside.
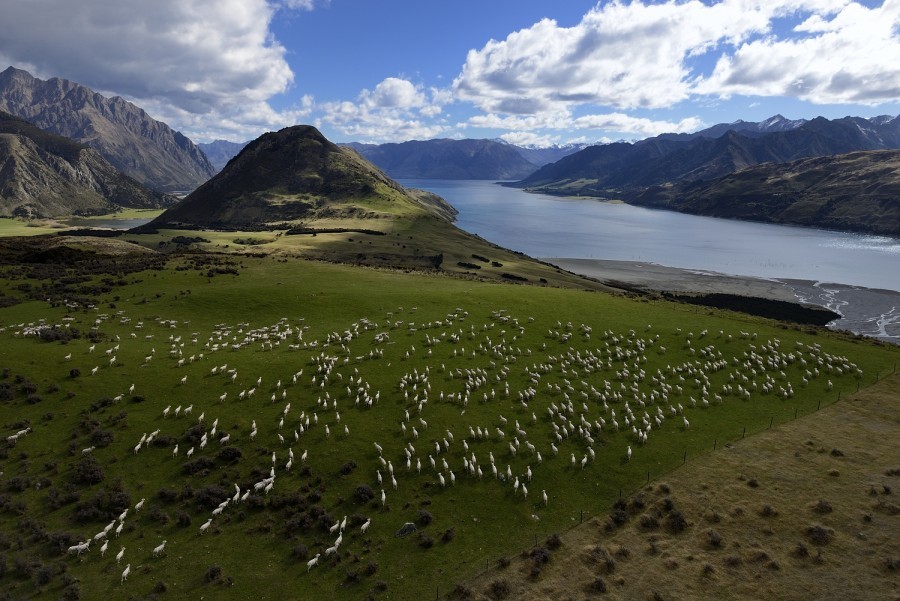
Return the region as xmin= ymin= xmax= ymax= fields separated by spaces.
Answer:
xmin=147 ymin=125 xmax=458 ymax=230
xmin=514 ymin=114 xmax=900 ymax=198
xmin=0 ymin=112 xmax=172 ymax=218
xmin=630 ymin=150 xmax=900 ymax=237
xmin=349 ymin=138 xmax=539 ymax=180
xmin=0 ymin=67 xmax=216 ymax=192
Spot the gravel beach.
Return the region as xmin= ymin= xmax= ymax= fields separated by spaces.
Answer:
xmin=548 ymin=258 xmax=900 ymax=343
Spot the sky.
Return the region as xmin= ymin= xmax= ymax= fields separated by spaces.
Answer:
xmin=1 ymin=0 xmax=899 ymax=146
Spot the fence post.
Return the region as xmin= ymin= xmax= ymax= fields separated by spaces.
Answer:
xmin=683 ymin=451 xmax=687 ymax=464
xmin=769 ymin=416 xmax=774 ymax=428
xmin=817 ymin=399 xmax=821 ymax=410
xmin=742 ymin=426 xmax=746 ymax=438
xmin=794 ymin=408 xmax=798 ymax=419
xmin=713 ymin=439 xmax=717 ymax=450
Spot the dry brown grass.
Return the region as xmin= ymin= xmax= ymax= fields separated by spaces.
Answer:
xmin=461 ymin=374 xmax=900 ymax=601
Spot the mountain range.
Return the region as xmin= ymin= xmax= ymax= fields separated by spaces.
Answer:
xmin=0 ymin=111 xmax=172 ymax=218
xmin=514 ymin=114 xmax=900 ymax=196
xmin=632 ymin=149 xmax=900 ymax=236
xmin=0 ymin=67 xmax=215 ymax=192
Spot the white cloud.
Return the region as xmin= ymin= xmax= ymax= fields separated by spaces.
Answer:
xmin=452 ymin=0 xmax=895 ymax=120
xmin=361 ymin=78 xmax=427 ymax=109
xmin=696 ymin=2 xmax=900 ymax=105
xmin=0 ymin=0 xmax=302 ymax=141
xmin=499 ymin=131 xmax=558 ymax=147
xmin=317 ymin=77 xmax=449 ymax=142
xmin=468 ymin=110 xmax=703 ymax=138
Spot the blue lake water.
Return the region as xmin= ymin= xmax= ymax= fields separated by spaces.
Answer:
xmin=400 ymin=179 xmax=900 ymax=293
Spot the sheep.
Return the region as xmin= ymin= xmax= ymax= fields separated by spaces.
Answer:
xmin=627 ymin=446 xmax=633 ymax=461
xmin=361 ymin=518 xmax=371 ymax=534
xmin=121 ymin=563 xmax=131 ymax=583
xmin=115 ymin=522 xmax=124 ymax=538
xmin=116 ymin=546 xmax=125 ymax=564
xmin=199 ymin=518 xmax=212 ymax=535
xmin=81 ymin=446 xmax=95 ymax=455
xmin=307 ymin=553 xmax=320 ymax=572
xmin=135 ymin=498 xmax=145 ymax=512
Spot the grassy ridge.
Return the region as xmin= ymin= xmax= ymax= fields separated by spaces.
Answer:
xmin=0 ymin=254 xmax=896 ymax=601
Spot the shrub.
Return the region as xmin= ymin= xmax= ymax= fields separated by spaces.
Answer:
xmin=204 ymin=565 xmax=222 ymax=583
xmin=707 ymin=529 xmax=724 ymax=548
xmin=589 ymin=577 xmax=607 ymax=592
xmin=666 ymin=510 xmax=688 ymax=533
xmin=339 ymin=461 xmax=357 ymax=475
xmin=292 ymin=544 xmax=309 ymax=560
xmin=71 ymin=456 xmax=104 ymax=485
xmin=216 ymin=446 xmax=242 ymax=463
xmin=452 ymin=584 xmax=473 ymax=600
xmin=364 ymin=561 xmax=378 ymax=576
xmin=176 ymin=510 xmax=192 ymax=528
xmin=806 ymin=524 xmax=834 ymax=545
xmin=759 ymin=504 xmax=778 ymax=517
xmin=149 ymin=506 xmax=169 ymax=525
xmin=640 ymin=513 xmax=660 ymax=529
xmin=418 ymin=533 xmax=434 ymax=549
xmin=530 ymin=546 xmax=550 ymax=565
xmin=417 ymin=509 xmax=433 ymax=526
xmin=489 ymin=578 xmax=510 ymax=600
xmin=441 ymin=527 xmax=455 ymax=543
xmin=355 ymin=485 xmax=374 ymax=503
xmin=497 ymin=556 xmax=510 ymax=569
xmin=153 ymin=581 xmax=167 ymax=593
xmin=813 ymin=499 xmax=833 ymax=514
xmin=182 ymin=457 xmax=215 ymax=476
xmin=545 ymin=533 xmax=562 ymax=550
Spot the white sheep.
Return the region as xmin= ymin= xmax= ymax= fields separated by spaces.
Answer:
xmin=116 ymin=546 xmax=125 ymax=564
xmin=360 ymin=518 xmax=371 ymax=534
xmin=152 ymin=540 xmax=167 ymax=557
xmin=307 ymin=553 xmax=320 ymax=572
xmin=121 ymin=563 xmax=131 ymax=583
xmin=134 ymin=498 xmax=145 ymax=512
xmin=199 ymin=518 xmax=212 ymax=535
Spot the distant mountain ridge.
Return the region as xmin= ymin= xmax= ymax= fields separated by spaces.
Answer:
xmin=347 ymin=138 xmax=540 ymax=180
xmin=0 ymin=67 xmax=216 ymax=192
xmin=0 ymin=111 xmax=172 ymax=217
xmin=197 ymin=139 xmax=249 ymax=171
xmin=514 ymin=114 xmax=900 ymax=196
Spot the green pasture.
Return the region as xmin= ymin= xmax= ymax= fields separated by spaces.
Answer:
xmin=0 ymin=255 xmax=896 ymax=600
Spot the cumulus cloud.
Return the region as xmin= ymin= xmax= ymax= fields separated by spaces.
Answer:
xmin=696 ymin=1 xmax=900 ymax=105
xmin=468 ymin=111 xmax=702 ymax=138
xmin=317 ymin=77 xmax=449 ymax=142
xmin=452 ymin=0 xmax=894 ymax=119
xmin=0 ymin=0 xmax=299 ymax=140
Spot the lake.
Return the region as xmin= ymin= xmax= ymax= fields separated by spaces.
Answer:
xmin=400 ymin=179 xmax=899 ymax=291
xmin=400 ymin=179 xmax=900 ymax=342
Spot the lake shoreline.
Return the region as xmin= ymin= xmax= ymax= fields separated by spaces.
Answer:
xmin=547 ymin=258 xmax=900 ymax=344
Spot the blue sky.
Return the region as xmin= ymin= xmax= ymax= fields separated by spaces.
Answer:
xmin=2 ymin=0 xmax=899 ymax=145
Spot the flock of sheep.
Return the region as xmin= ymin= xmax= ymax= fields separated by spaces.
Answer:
xmin=4 ymin=303 xmax=859 ymax=589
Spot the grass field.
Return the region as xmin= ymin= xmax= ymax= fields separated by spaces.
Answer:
xmin=463 ymin=372 xmax=900 ymax=600
xmin=0 ymin=248 xmax=897 ymax=601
